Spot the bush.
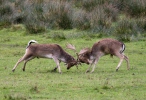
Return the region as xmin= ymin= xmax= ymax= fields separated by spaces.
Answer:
xmin=11 ymin=0 xmax=26 ymax=24
xmin=42 ymin=0 xmax=73 ymax=29
xmin=0 ymin=17 xmax=11 ymax=28
xmin=49 ymin=32 xmax=66 ymax=40
xmin=23 ymin=1 xmax=46 ymax=33
xmin=12 ymin=13 xmax=26 ymax=24
xmin=125 ymin=0 xmax=146 ymax=17
xmin=0 ymin=0 xmax=146 ymax=39
xmin=113 ymin=18 xmax=145 ymax=41
xmin=72 ymin=9 xmax=90 ymax=30
xmin=135 ymin=17 xmax=146 ymax=31
xmin=114 ymin=19 xmax=133 ymax=41
xmin=0 ymin=2 xmax=13 ymax=28
xmin=24 ymin=13 xmax=46 ymax=34
xmin=24 ymin=21 xmax=46 ymax=34
xmin=81 ymin=0 xmax=106 ymax=11
xmin=90 ymin=6 xmax=112 ymax=32
xmin=104 ymin=3 xmax=119 ymax=22
xmin=0 ymin=5 xmax=12 ymax=15
xmin=109 ymin=0 xmax=127 ymax=11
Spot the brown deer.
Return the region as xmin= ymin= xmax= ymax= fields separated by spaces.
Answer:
xmin=12 ymin=40 xmax=78 ymax=74
xmin=67 ymin=38 xmax=130 ymax=73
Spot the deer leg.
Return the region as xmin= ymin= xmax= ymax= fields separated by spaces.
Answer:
xmin=53 ymin=57 xmax=61 ymax=74
xmin=22 ymin=56 xmax=35 ymax=71
xmin=86 ymin=59 xmax=95 ymax=73
xmin=88 ymin=53 xmax=103 ymax=73
xmin=91 ymin=57 xmax=100 ymax=73
xmin=52 ymin=61 xmax=61 ymax=72
xmin=12 ymin=54 xmax=33 ymax=72
xmin=12 ymin=54 xmax=29 ymax=72
xmin=115 ymin=54 xmax=124 ymax=71
xmin=12 ymin=58 xmax=24 ymax=72
xmin=124 ymin=55 xmax=130 ymax=70
xmin=52 ymin=66 xmax=58 ymax=72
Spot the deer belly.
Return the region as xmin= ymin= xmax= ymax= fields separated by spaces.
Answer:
xmin=43 ymin=54 xmax=53 ymax=59
xmin=59 ymin=58 xmax=66 ymax=62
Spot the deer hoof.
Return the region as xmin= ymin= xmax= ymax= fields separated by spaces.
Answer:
xmin=12 ymin=69 xmax=15 ymax=72
xmin=86 ymin=70 xmax=90 ymax=73
xmin=51 ymin=68 xmax=57 ymax=72
xmin=51 ymin=69 xmax=57 ymax=72
xmin=116 ymin=69 xmax=118 ymax=72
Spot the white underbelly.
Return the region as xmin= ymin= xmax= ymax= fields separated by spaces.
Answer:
xmin=44 ymin=54 xmax=53 ymax=59
xmin=60 ymin=58 xmax=66 ymax=62
xmin=39 ymin=54 xmax=66 ymax=62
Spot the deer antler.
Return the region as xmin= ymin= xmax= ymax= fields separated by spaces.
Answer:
xmin=66 ymin=43 xmax=76 ymax=51
xmin=66 ymin=43 xmax=82 ymax=66
xmin=79 ymin=48 xmax=90 ymax=55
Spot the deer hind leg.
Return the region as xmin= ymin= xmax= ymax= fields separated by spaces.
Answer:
xmin=22 ymin=56 xmax=35 ymax=71
xmin=115 ymin=53 xmax=124 ymax=71
xmin=12 ymin=54 xmax=33 ymax=72
xmin=12 ymin=58 xmax=24 ymax=72
xmin=124 ymin=55 xmax=130 ymax=70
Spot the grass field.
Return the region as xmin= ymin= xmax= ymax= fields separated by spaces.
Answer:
xmin=0 ymin=28 xmax=146 ymax=100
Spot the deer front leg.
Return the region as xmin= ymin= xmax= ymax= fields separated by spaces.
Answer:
xmin=86 ymin=59 xmax=95 ymax=73
xmin=53 ymin=57 xmax=62 ymax=74
xmin=52 ymin=66 xmax=58 ymax=72
xmin=86 ymin=65 xmax=92 ymax=73
xmin=52 ymin=61 xmax=61 ymax=72
xmin=91 ymin=58 xmax=99 ymax=73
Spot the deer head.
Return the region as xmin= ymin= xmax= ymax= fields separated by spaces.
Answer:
xmin=66 ymin=43 xmax=91 ymax=65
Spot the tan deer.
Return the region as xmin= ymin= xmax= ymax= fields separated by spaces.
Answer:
xmin=67 ymin=38 xmax=130 ymax=73
xmin=12 ymin=40 xmax=78 ymax=74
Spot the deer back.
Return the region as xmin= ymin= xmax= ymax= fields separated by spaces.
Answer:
xmin=91 ymin=39 xmax=124 ymax=56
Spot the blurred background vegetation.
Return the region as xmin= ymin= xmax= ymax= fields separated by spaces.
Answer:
xmin=0 ymin=0 xmax=146 ymax=41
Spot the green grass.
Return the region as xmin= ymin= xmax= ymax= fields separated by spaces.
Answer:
xmin=0 ymin=28 xmax=146 ymax=100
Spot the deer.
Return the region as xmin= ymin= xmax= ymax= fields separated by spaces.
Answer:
xmin=12 ymin=40 xmax=78 ymax=74
xmin=66 ymin=38 xmax=130 ymax=73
